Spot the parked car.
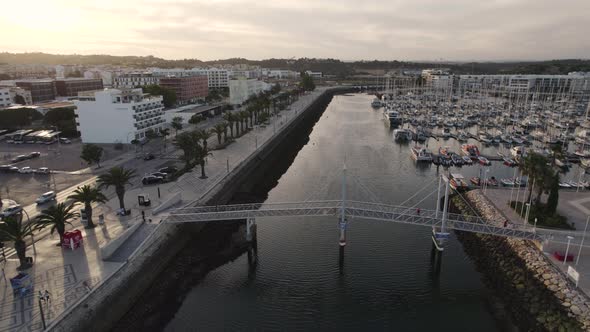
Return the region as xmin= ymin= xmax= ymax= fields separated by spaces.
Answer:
xmin=8 ymin=166 xmax=19 ymax=172
xmin=18 ymin=166 xmax=33 ymax=174
xmin=28 ymin=152 xmax=41 ymax=158
xmin=158 ymin=166 xmax=178 ymax=174
xmin=59 ymin=138 xmax=71 ymax=144
xmin=0 ymin=165 xmax=13 ymax=172
xmin=11 ymin=155 xmax=27 ymax=163
xmin=35 ymin=167 xmax=50 ymax=174
xmin=151 ymin=172 xmax=168 ymax=179
xmin=142 ymin=175 xmax=163 ymax=185
xmin=36 ymin=191 xmax=56 ymax=204
xmin=143 ymin=153 xmax=155 ymax=161
xmin=0 ymin=205 xmax=23 ymax=218
xmin=13 ymin=140 xmax=23 ymax=144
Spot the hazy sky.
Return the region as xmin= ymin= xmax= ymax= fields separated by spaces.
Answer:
xmin=2 ymin=0 xmax=589 ymax=61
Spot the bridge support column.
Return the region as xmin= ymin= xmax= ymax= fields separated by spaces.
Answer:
xmin=246 ymin=217 xmax=256 ymax=243
xmin=432 ymin=175 xmax=450 ymax=252
xmin=339 ymin=218 xmax=347 ymax=247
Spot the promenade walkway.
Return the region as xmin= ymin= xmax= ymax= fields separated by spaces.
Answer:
xmin=0 ymin=88 xmax=328 ymax=331
xmin=483 ymin=188 xmax=590 ymax=298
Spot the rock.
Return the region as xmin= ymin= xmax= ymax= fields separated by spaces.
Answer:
xmin=571 ymin=305 xmax=582 ymax=315
xmin=543 ymin=273 xmax=552 ymax=280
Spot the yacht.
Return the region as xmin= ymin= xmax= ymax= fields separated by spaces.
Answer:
xmin=461 ymin=144 xmax=480 ymax=159
xmin=394 ymin=129 xmax=412 ymax=142
xmin=449 ymin=173 xmax=469 ymax=191
xmin=371 ymin=98 xmax=382 ymax=108
xmin=384 ymin=110 xmax=402 ymax=126
xmin=411 ymin=146 xmax=433 ymax=162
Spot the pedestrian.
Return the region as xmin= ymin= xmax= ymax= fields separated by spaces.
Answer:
xmin=44 ymin=290 xmax=51 ymax=303
xmin=503 ymin=220 xmax=508 ymax=228
xmin=141 ymin=210 xmax=146 ymax=222
xmin=416 ymin=208 xmax=421 ymax=215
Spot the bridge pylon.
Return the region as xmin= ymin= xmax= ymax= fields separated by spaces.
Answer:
xmin=432 ymin=174 xmax=451 ymax=252
xmin=339 ymin=162 xmax=347 ymax=247
xmin=246 ymin=217 xmax=257 ymax=243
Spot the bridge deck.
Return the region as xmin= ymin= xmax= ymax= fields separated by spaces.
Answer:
xmin=166 ymin=200 xmax=565 ymax=243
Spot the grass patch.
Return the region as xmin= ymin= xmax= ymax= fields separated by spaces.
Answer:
xmin=509 ymin=201 xmax=573 ymax=230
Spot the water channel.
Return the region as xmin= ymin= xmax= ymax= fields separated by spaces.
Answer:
xmin=157 ymin=93 xmax=549 ymax=331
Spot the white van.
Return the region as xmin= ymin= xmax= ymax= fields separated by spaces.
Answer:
xmin=36 ymin=191 xmax=56 ymax=204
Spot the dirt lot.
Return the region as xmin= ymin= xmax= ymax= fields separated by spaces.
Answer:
xmin=0 ymin=138 xmax=127 ymax=171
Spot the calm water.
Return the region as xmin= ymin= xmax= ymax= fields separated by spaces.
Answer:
xmin=163 ymin=93 xmax=529 ymax=331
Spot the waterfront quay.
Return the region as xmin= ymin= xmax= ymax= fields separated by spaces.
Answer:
xmin=0 ymin=88 xmax=330 ymax=332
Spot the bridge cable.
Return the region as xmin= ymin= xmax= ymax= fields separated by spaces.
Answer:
xmin=397 ymin=176 xmax=440 ymax=207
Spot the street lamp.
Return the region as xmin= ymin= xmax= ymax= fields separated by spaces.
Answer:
xmin=576 ymin=216 xmax=589 ymax=266
xmin=524 ymin=203 xmax=531 ymax=226
xmin=564 ymin=235 xmax=574 ymax=266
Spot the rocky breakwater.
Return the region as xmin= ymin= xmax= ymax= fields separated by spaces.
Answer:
xmin=453 ymin=190 xmax=590 ymax=331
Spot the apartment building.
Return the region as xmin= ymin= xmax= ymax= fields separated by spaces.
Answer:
xmin=113 ymin=73 xmax=160 ymax=88
xmin=229 ymin=78 xmax=271 ymax=105
xmin=55 ymin=78 xmax=104 ymax=97
xmin=160 ymin=76 xmax=208 ymax=104
xmin=15 ymin=79 xmax=56 ymax=103
xmin=74 ymin=88 xmax=165 ymax=143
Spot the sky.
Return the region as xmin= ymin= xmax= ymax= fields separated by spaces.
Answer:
xmin=2 ymin=0 xmax=589 ymax=61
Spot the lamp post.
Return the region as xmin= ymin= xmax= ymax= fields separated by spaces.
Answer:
xmin=576 ymin=216 xmax=589 ymax=266
xmin=564 ymin=236 xmax=574 ymax=266
xmin=524 ymin=203 xmax=531 ymax=226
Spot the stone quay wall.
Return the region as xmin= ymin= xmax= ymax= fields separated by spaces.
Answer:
xmin=454 ymin=190 xmax=590 ymax=331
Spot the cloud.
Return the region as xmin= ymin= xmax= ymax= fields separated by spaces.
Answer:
xmin=1 ymin=0 xmax=589 ymax=60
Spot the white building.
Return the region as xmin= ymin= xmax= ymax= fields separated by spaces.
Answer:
xmin=263 ymin=69 xmax=298 ymax=79
xmin=74 ymin=88 xmax=165 ymax=143
xmin=0 ymin=86 xmax=33 ymax=107
xmin=229 ymin=78 xmax=271 ymax=105
xmin=0 ymin=88 xmax=11 ymax=107
xmin=305 ymin=70 xmax=323 ymax=79
xmin=84 ymin=69 xmax=114 ymax=87
xmin=114 ymin=73 xmax=160 ymax=88
xmin=204 ymin=68 xmax=229 ymax=89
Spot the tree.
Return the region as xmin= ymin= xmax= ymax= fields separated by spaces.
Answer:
xmin=546 ymin=173 xmax=560 ymax=215
xmin=142 ymin=85 xmax=177 ymax=107
xmin=211 ymin=123 xmax=226 ymax=145
xmin=0 ymin=108 xmax=43 ymax=129
xmin=270 ymin=83 xmax=281 ymax=95
xmin=223 ymin=112 xmax=235 ymax=137
xmin=194 ymin=144 xmax=211 ymax=179
xmin=189 ymin=113 xmax=205 ymax=124
xmin=35 ymin=203 xmax=77 ymax=246
xmin=67 ymin=185 xmax=107 ymax=228
xmin=174 ymin=132 xmax=195 ymax=168
xmin=0 ymin=215 xmax=36 ymax=270
xmin=171 ymin=116 xmax=183 ymax=136
xmin=300 ymin=72 xmax=316 ymax=91
xmin=14 ymin=94 xmax=26 ymax=105
xmin=519 ymin=152 xmax=551 ymax=203
xmin=160 ymin=128 xmax=170 ymax=151
xmin=80 ymin=144 xmax=104 ymax=168
xmin=145 ymin=128 xmax=158 ymax=141
xmin=194 ymin=129 xmax=212 ymax=151
xmin=66 ymin=70 xmax=82 ymax=78
xmin=98 ymin=167 xmax=136 ymax=211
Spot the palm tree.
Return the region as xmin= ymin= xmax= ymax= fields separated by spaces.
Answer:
xmin=194 ymin=144 xmax=212 ymax=178
xmin=174 ymin=132 xmax=195 ymax=168
xmin=68 ymin=185 xmax=107 ymax=228
xmin=35 ymin=203 xmax=77 ymax=246
xmin=222 ymin=122 xmax=229 ymax=142
xmin=223 ymin=112 xmax=235 ymax=137
xmin=98 ymin=167 xmax=136 ymax=211
xmin=211 ymin=123 xmax=226 ymax=145
xmin=0 ymin=215 xmax=35 ymax=270
xmin=195 ymin=129 xmax=213 ymax=151
xmin=171 ymin=116 xmax=183 ymax=137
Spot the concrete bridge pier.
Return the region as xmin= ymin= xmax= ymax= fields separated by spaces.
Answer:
xmin=339 ymin=219 xmax=347 ymax=247
xmin=338 ymin=245 xmax=345 ymax=274
xmin=246 ymin=217 xmax=258 ymax=267
xmin=430 ymin=241 xmax=443 ymax=277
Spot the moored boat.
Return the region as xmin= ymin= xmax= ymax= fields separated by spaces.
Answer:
xmin=478 ymin=156 xmax=491 ymax=166
xmin=411 ymin=146 xmax=433 ymax=162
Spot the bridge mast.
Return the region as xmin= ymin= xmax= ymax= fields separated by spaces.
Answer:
xmin=339 ymin=163 xmax=347 ymax=247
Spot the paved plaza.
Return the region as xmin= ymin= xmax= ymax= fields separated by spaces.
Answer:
xmin=0 ymin=89 xmax=326 ymax=331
